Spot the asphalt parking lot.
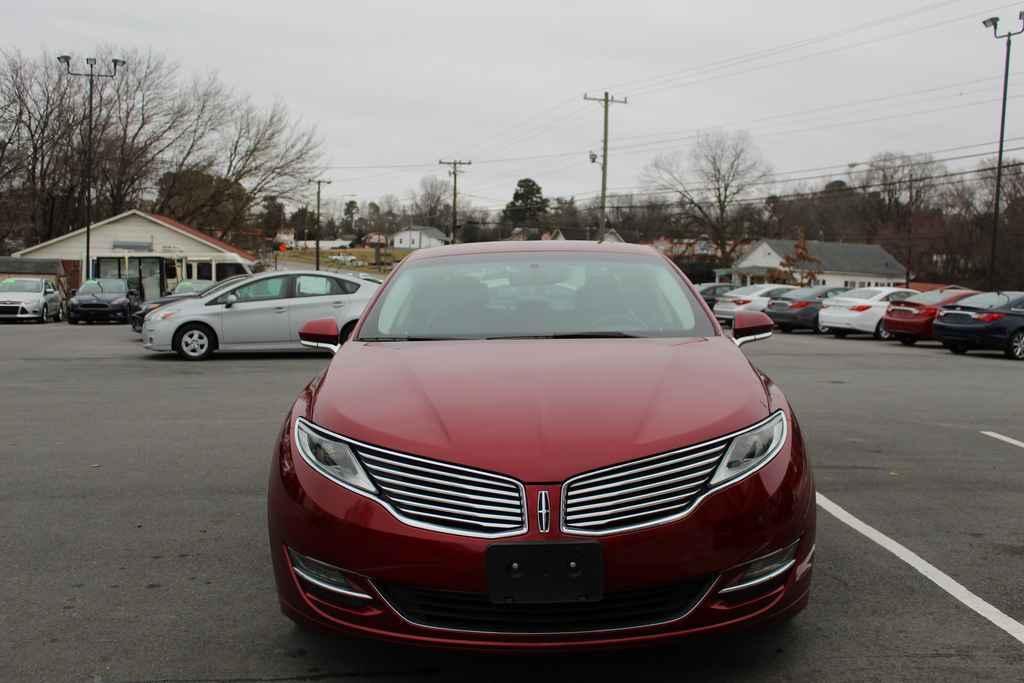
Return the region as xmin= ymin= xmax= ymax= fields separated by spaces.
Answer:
xmin=2 ymin=324 xmax=1023 ymax=682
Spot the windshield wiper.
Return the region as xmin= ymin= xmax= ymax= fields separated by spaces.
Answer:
xmin=487 ymin=331 xmax=641 ymax=339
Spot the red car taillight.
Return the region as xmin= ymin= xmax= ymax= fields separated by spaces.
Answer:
xmin=849 ymin=304 xmax=872 ymax=312
xmin=789 ymin=301 xmax=811 ymax=309
xmin=921 ymin=306 xmax=938 ymax=316
xmin=733 ymin=299 xmax=752 ymax=305
xmin=974 ymin=312 xmax=1006 ymax=322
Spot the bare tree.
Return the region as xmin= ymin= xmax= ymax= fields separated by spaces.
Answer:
xmin=408 ymin=175 xmax=450 ymax=228
xmin=643 ymin=130 xmax=771 ymax=259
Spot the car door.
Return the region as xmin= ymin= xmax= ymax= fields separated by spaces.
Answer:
xmin=288 ymin=274 xmax=359 ymax=340
xmin=219 ymin=275 xmax=294 ymax=346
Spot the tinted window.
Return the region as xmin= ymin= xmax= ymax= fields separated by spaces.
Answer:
xmin=908 ymin=289 xmax=966 ymax=305
xmin=783 ymin=287 xmax=821 ymax=300
xmin=765 ymin=287 xmax=795 ymax=299
xmin=956 ymin=292 xmax=1023 ymax=309
xmin=360 ymin=252 xmax=715 ymax=340
xmin=232 ymin=276 xmax=290 ymax=302
xmin=885 ymin=291 xmax=914 ymax=302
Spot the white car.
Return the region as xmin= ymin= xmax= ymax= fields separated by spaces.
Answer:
xmin=818 ymin=286 xmax=917 ymax=339
xmin=142 ymin=270 xmax=378 ymax=360
xmin=713 ymin=284 xmax=797 ymax=324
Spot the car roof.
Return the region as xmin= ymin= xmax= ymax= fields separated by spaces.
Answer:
xmin=405 ymin=241 xmax=660 ymax=262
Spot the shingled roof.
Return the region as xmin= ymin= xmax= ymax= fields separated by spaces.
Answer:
xmin=763 ymin=239 xmax=905 ymax=277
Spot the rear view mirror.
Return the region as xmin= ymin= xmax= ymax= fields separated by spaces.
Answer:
xmin=733 ymin=311 xmax=774 ymax=347
xmin=299 ymin=318 xmax=341 ymax=354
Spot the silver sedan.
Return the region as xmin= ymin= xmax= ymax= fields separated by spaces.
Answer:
xmin=142 ymin=270 xmax=378 ymax=360
xmin=0 ymin=277 xmax=64 ymax=322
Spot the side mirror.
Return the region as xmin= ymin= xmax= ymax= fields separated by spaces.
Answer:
xmin=224 ymin=293 xmax=238 ymax=308
xmin=299 ymin=318 xmax=341 ymax=353
xmin=733 ymin=311 xmax=774 ymax=347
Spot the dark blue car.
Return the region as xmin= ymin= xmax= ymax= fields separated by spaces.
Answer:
xmin=932 ymin=291 xmax=1024 ymax=360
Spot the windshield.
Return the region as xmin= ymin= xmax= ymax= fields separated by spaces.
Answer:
xmin=173 ymin=279 xmax=215 ymax=294
xmin=0 ymin=278 xmax=43 ymax=293
xmin=358 ymin=252 xmax=715 ymax=340
xmin=841 ymin=288 xmax=881 ymax=300
xmin=954 ymin=292 xmax=1021 ymax=309
xmin=727 ymin=285 xmax=773 ymax=296
xmin=79 ymin=279 xmax=127 ymax=295
xmin=199 ymin=274 xmax=252 ymax=299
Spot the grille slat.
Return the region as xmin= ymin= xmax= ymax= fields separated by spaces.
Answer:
xmin=563 ymin=440 xmax=729 ymax=535
xmin=352 ymin=441 xmax=526 ymax=537
xmin=379 ymin=579 xmax=712 ymax=633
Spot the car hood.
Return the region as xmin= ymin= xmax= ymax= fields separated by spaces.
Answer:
xmin=0 ymin=291 xmax=45 ymax=304
xmin=308 ymin=337 xmax=772 ymax=482
xmin=73 ymin=292 xmax=126 ymax=303
xmin=143 ymin=293 xmax=196 ymax=307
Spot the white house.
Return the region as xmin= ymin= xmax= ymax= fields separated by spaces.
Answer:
xmin=13 ymin=209 xmax=256 ymax=299
xmin=721 ymin=239 xmax=906 ymax=287
xmin=393 ymin=226 xmax=450 ymax=249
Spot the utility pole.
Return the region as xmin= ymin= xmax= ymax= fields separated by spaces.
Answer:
xmin=58 ymin=55 xmax=125 ymax=281
xmin=982 ymin=13 xmax=1023 ymax=289
xmin=584 ymin=91 xmax=627 ymax=241
xmin=309 ymin=178 xmax=332 ymax=270
xmin=438 ymin=159 xmax=471 ymax=242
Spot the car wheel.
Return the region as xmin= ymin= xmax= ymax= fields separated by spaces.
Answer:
xmin=873 ymin=321 xmax=892 ymax=341
xmin=175 ymin=323 xmax=216 ymax=361
xmin=813 ymin=317 xmax=829 ymax=335
xmin=898 ymin=335 xmax=917 ymax=346
xmin=949 ymin=343 xmax=968 ymax=355
xmin=55 ymin=305 xmax=64 ymax=322
xmin=779 ymin=325 xmax=793 ymax=334
xmin=39 ymin=305 xmax=48 ymax=324
xmin=1006 ymin=330 xmax=1024 ymax=360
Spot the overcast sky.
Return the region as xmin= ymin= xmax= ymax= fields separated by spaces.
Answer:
xmin=9 ymin=0 xmax=1020 ymax=214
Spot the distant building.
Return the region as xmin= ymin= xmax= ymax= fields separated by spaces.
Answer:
xmin=720 ymin=239 xmax=906 ymax=287
xmin=293 ymin=239 xmax=352 ymax=250
xmin=13 ymin=209 xmax=256 ymax=297
xmin=393 ymin=226 xmax=451 ymax=249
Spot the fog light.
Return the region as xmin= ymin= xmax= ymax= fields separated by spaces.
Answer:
xmin=719 ymin=541 xmax=799 ymax=594
xmin=287 ymin=548 xmax=372 ymax=600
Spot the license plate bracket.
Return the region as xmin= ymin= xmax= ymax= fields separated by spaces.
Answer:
xmin=486 ymin=542 xmax=603 ymax=604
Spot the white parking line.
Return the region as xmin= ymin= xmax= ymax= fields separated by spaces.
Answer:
xmin=816 ymin=492 xmax=1024 ymax=646
xmin=981 ymin=431 xmax=1024 ymax=451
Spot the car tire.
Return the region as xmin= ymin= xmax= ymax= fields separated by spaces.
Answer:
xmin=779 ymin=325 xmax=793 ymax=333
xmin=813 ymin=317 xmax=829 ymax=335
xmin=898 ymin=335 xmax=917 ymax=346
xmin=174 ymin=323 xmax=216 ymax=361
xmin=39 ymin=305 xmax=48 ymax=324
xmin=873 ymin=321 xmax=892 ymax=341
xmin=949 ymin=343 xmax=968 ymax=355
xmin=55 ymin=305 xmax=64 ymax=322
xmin=1006 ymin=330 xmax=1024 ymax=360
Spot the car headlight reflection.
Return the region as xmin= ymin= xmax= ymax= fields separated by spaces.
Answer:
xmin=294 ymin=419 xmax=377 ymax=493
xmin=709 ymin=411 xmax=787 ymax=487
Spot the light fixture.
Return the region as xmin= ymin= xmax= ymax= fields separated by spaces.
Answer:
xmin=983 ymin=16 xmax=1000 ymax=29
xmin=112 ymin=58 xmax=126 ymax=69
xmin=57 ymin=54 xmax=70 ymax=65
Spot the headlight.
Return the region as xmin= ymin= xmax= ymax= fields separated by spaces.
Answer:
xmin=158 ymin=310 xmax=177 ymax=320
xmin=112 ymin=297 xmax=129 ymax=306
xmin=709 ymin=411 xmax=787 ymax=487
xmin=294 ymin=419 xmax=377 ymax=493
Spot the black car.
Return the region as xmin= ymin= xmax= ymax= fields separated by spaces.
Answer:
xmin=932 ymin=291 xmax=1024 ymax=360
xmin=130 ymin=279 xmax=216 ymax=332
xmin=764 ymin=285 xmax=848 ymax=333
xmin=67 ymin=279 xmax=140 ymax=324
xmin=695 ymin=282 xmax=735 ymax=310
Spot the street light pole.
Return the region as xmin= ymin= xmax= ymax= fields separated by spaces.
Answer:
xmin=982 ymin=13 xmax=1024 ymax=289
xmin=57 ymin=55 xmax=125 ymax=281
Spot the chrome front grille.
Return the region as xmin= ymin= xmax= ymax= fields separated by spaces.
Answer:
xmin=562 ymin=438 xmax=729 ymax=535
xmin=355 ymin=442 xmax=527 ymax=538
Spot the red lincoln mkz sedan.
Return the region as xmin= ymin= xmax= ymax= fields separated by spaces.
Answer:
xmin=267 ymin=241 xmax=815 ymax=650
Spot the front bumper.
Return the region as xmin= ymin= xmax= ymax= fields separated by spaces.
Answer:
xmin=268 ymin=410 xmax=816 ymax=650
xmin=142 ymin=321 xmax=175 ymax=352
xmin=0 ymin=307 xmax=42 ymax=320
xmin=69 ymin=306 xmax=130 ymax=322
